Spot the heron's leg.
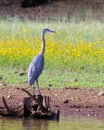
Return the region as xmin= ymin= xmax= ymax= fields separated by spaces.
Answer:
xmin=36 ymin=79 xmax=41 ymax=95
xmin=32 ymin=85 xmax=35 ymax=96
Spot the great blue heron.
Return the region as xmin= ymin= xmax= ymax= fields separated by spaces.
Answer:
xmin=28 ymin=28 xmax=55 ymax=95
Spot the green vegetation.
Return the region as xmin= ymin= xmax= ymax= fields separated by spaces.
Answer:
xmin=0 ymin=18 xmax=104 ymax=88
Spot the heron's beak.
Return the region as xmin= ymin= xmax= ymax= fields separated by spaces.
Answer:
xmin=50 ymin=30 xmax=56 ymax=33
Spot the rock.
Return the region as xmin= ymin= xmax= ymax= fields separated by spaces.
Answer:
xmin=70 ymin=78 xmax=78 ymax=82
xmin=7 ymin=95 xmax=12 ymax=99
xmin=0 ymin=82 xmax=7 ymax=87
xmin=98 ymin=90 xmax=104 ymax=96
xmin=63 ymin=99 xmax=69 ymax=104
xmin=48 ymin=84 xmax=52 ymax=87
xmin=0 ymin=76 xmax=3 ymax=80
xmin=19 ymin=72 xmax=26 ymax=76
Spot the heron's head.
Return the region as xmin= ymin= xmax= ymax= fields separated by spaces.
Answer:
xmin=42 ymin=28 xmax=56 ymax=35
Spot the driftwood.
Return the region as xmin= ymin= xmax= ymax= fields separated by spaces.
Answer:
xmin=0 ymin=88 xmax=60 ymax=120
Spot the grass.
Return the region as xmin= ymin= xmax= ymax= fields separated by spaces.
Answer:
xmin=0 ymin=18 xmax=104 ymax=88
xmin=0 ymin=67 xmax=104 ymax=88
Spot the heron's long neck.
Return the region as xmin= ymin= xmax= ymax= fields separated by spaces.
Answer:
xmin=40 ymin=32 xmax=45 ymax=55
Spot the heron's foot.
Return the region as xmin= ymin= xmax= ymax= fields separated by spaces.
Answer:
xmin=32 ymin=90 xmax=35 ymax=96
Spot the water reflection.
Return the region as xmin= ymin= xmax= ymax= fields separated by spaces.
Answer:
xmin=0 ymin=117 xmax=59 ymax=130
xmin=0 ymin=116 xmax=104 ymax=130
xmin=23 ymin=118 xmax=49 ymax=130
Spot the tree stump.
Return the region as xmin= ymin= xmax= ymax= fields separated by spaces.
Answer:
xmin=0 ymin=88 xmax=60 ymax=120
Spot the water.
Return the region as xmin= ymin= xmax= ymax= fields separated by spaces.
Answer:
xmin=0 ymin=115 xmax=104 ymax=130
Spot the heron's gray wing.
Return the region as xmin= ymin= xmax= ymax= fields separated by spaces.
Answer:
xmin=28 ymin=54 xmax=44 ymax=86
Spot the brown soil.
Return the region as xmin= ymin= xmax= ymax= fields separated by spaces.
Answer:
xmin=0 ymin=86 xmax=104 ymax=118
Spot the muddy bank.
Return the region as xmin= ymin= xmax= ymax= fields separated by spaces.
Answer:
xmin=0 ymin=86 xmax=104 ymax=118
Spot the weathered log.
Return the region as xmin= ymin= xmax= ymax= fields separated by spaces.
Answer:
xmin=2 ymin=96 xmax=24 ymax=117
xmin=0 ymin=88 xmax=60 ymax=120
